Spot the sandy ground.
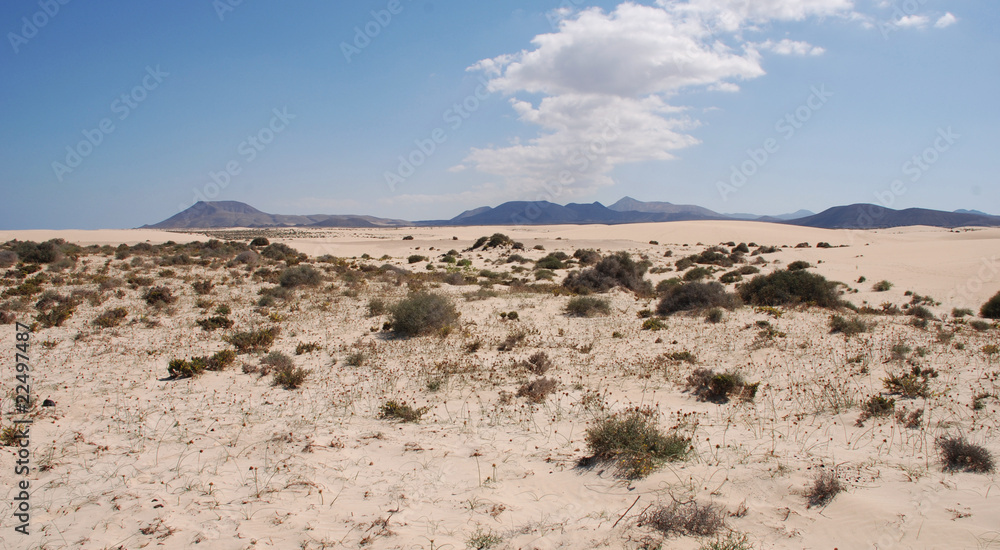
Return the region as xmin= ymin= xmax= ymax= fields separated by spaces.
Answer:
xmin=0 ymin=222 xmax=998 ymax=549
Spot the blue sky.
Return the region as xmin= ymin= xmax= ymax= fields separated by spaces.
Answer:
xmin=1 ymin=0 xmax=997 ymax=229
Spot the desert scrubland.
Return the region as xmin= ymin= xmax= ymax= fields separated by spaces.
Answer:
xmin=0 ymin=222 xmax=998 ymax=550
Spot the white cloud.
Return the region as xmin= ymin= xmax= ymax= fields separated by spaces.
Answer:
xmin=895 ymin=14 xmax=929 ymax=28
xmin=756 ymin=38 xmax=826 ymax=56
xmin=935 ymin=12 xmax=957 ymax=28
xmin=458 ymin=0 xmax=855 ymax=200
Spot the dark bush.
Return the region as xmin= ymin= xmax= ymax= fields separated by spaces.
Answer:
xmin=573 ymin=248 xmax=601 ymax=266
xmin=535 ymin=254 xmax=566 ymax=270
xmin=566 ymin=296 xmax=610 ymax=317
xmin=657 ymin=282 xmax=740 ymax=315
xmin=261 ymin=242 xmax=301 ymax=262
xmin=378 ymin=400 xmax=428 ymax=422
xmin=279 ymin=265 xmax=322 ymax=288
xmin=937 ymin=436 xmax=994 ymax=473
xmin=250 ymin=237 xmax=270 ymax=247
xmin=522 ymin=351 xmax=552 ymax=374
xmin=407 ymin=254 xmax=427 ymax=264
xmin=583 ymin=408 xmax=690 ymax=479
xmin=787 ymin=260 xmax=811 ymax=271
xmin=224 ymin=326 xmax=280 ymax=354
xmin=168 ymin=350 xmax=236 ymax=378
xmin=0 ymin=250 xmax=18 ymax=268
xmin=683 ymin=266 xmax=713 ymax=282
xmin=192 ymin=279 xmax=214 ymax=295
xmin=829 ymin=315 xmax=870 ymax=336
xmin=705 ymin=308 xmax=724 ymax=323
xmin=196 ymin=316 xmax=233 ymax=331
xmin=910 ymin=305 xmax=934 ymax=320
xmin=639 ymin=502 xmax=725 ymax=537
xmin=738 ymin=270 xmax=840 ymax=308
xmin=143 ymin=286 xmax=176 ymax=307
xmin=390 ymin=292 xmax=459 ymax=337
xmin=805 ymin=470 xmax=843 ymax=508
xmin=980 ymin=291 xmax=1000 ymax=319
xmin=93 ymin=307 xmax=128 ymax=328
xmin=873 ymin=280 xmax=893 ymax=292
xmin=14 ymin=241 xmax=61 ymax=264
xmin=562 ymin=251 xmax=651 ymax=295
xmin=686 ymin=368 xmax=758 ymax=403
xmin=516 ymin=377 xmax=557 ymax=403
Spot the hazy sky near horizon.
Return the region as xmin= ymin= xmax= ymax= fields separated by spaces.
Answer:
xmin=1 ymin=1 xmax=997 ymax=229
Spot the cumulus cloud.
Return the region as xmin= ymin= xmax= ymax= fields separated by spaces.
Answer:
xmin=756 ymin=38 xmax=826 ymax=56
xmin=935 ymin=12 xmax=957 ymax=28
xmin=459 ymin=0 xmax=855 ymax=200
xmin=895 ymin=14 xmax=929 ymax=28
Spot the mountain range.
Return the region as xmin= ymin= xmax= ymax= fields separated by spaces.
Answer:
xmin=143 ymin=197 xmax=1000 ymax=230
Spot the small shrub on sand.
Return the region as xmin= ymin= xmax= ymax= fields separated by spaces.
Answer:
xmin=805 ymin=470 xmax=843 ymax=507
xmin=516 ymin=377 xmax=557 ymax=403
xmin=279 ymin=265 xmax=322 ymax=288
xmin=883 ymin=366 xmax=937 ymax=398
xmin=466 ymin=529 xmax=503 ymax=550
xmin=345 ymin=351 xmax=366 ymax=366
xmin=683 ymin=266 xmax=713 ymax=282
xmin=522 ymin=351 xmax=552 ymax=374
xmin=295 ymin=342 xmax=321 ymax=355
xmin=367 ymin=298 xmax=388 ymax=316
xmin=786 ymin=260 xmax=811 ymax=271
xmin=700 ymin=533 xmax=754 ymax=550
xmin=705 ymin=308 xmax=724 ymax=323
xmin=937 ymin=436 xmax=994 ymax=473
xmin=873 ymin=280 xmax=893 ymax=292
xmin=952 ymin=307 xmax=973 ymax=318
xmin=196 ymin=316 xmax=233 ymax=331
xmin=829 ymin=315 xmax=870 ymax=336
xmin=686 ymin=368 xmax=758 ymax=403
xmin=858 ymin=395 xmax=895 ymax=424
xmin=272 ymin=364 xmax=310 ymax=390
xmin=167 ymin=350 xmax=236 ymax=378
xmin=981 ymin=291 xmax=1000 ymax=319
xmin=641 ymin=317 xmax=668 ymax=331
xmin=192 ymin=279 xmax=214 ymax=295
xmin=261 ymin=351 xmax=293 ymax=370
xmin=378 ymin=400 xmax=429 ymax=423
xmin=224 ymin=326 xmax=279 ymax=354
xmin=657 ymin=282 xmax=740 ymax=315
xmin=970 ymin=319 xmax=991 ymax=331
xmin=665 ymin=350 xmax=697 ymax=364
xmin=909 ymin=305 xmax=934 ymax=320
xmin=738 ymin=270 xmax=840 ymax=308
xmin=639 ymin=501 xmax=725 ymax=537
xmin=143 ymin=286 xmax=176 ymax=307
xmin=390 ymin=292 xmax=459 ymax=337
xmin=566 ymin=296 xmax=611 ymax=317
xmin=93 ymin=307 xmax=128 ymax=328
xmin=583 ymin=408 xmax=690 ymax=479
xmin=562 ymin=251 xmax=651 ymax=295
xmin=0 ymin=250 xmax=18 ymax=268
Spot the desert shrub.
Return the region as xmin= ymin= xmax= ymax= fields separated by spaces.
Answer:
xmin=738 ymin=270 xmax=840 ymax=308
xmin=224 ymin=326 xmax=279 ymax=354
xmin=497 ymin=328 xmax=528 ymax=351
xmin=639 ymin=501 xmax=725 ymax=537
xmin=829 ymin=315 xmax=870 ymax=336
xmin=700 ymin=533 xmax=754 ymax=550
xmin=584 ymin=408 xmax=690 ymax=479
xmin=390 ymin=292 xmax=459 ymax=337
xmin=665 ymin=350 xmax=697 ymax=363
xmin=860 ymin=395 xmax=895 ymax=420
xmin=873 ymin=280 xmax=893 ymax=292
xmin=786 ymin=260 xmax=811 ymax=271
xmin=686 ymin=368 xmax=758 ymax=403
xmin=535 ymin=254 xmax=566 ymax=270
xmin=0 ymin=250 xmax=17 ymax=268
xmin=910 ymin=305 xmax=934 ymax=320
xmin=272 ymin=364 xmax=310 ymax=390
xmin=143 ymin=286 xmax=176 ymax=307
xmin=378 ymin=400 xmax=428 ymax=422
xmin=566 ymin=296 xmax=611 ymax=317
xmin=657 ymin=282 xmax=740 ymax=315
xmin=562 ymin=251 xmax=651 ymax=295
xmin=366 ymin=298 xmax=388 ymax=316
xmin=683 ymin=266 xmax=713 ymax=282
xmin=466 ymin=529 xmax=503 ymax=550
xmin=641 ymin=317 xmax=667 ymax=331
xmin=407 ymin=254 xmax=427 ymax=264
xmin=231 ymin=250 xmax=260 ymax=266
xmin=93 ymin=307 xmax=128 ymax=328
xmin=705 ymin=308 xmax=724 ymax=323
xmin=36 ymin=302 xmax=75 ymax=328
xmin=883 ymin=366 xmax=937 ymax=398
xmin=523 ymin=351 xmax=552 ymax=374
xmin=655 ymin=278 xmax=682 ymax=293
xmin=250 ymin=237 xmax=270 ymax=247
xmin=167 ymin=350 xmax=236 ymax=378
xmin=261 ymin=242 xmax=301 ymax=262
xmin=674 ymin=257 xmax=695 ymax=271
xmin=196 ymin=316 xmax=233 ymax=331
xmin=573 ymin=248 xmax=601 ymax=266
xmin=402 ymin=235 xmax=415 ymax=241
xmin=534 ymin=269 xmax=556 ymax=281
xmin=516 ymin=377 xmax=557 ymax=403
xmin=719 ymin=271 xmax=742 ymax=284
xmin=279 ymin=265 xmax=322 ymax=288
xmin=345 ymin=351 xmax=366 ymax=366
xmin=14 ymin=241 xmax=61 ymax=264
xmin=980 ymin=291 xmax=1000 ymax=319
xmin=970 ymin=319 xmax=991 ymax=331
xmin=805 ymin=470 xmax=843 ymax=507
xmin=952 ymin=307 xmax=973 ymax=318
xmin=192 ymin=279 xmax=214 ymax=295
xmin=259 ymin=351 xmax=292 ymax=370
xmin=295 ymin=341 xmax=321 ymax=355
xmin=937 ymin=436 xmax=994 ymax=473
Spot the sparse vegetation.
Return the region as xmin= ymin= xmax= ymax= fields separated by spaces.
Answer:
xmin=279 ymin=265 xmax=322 ymax=288
xmin=937 ymin=436 xmax=994 ymax=473
xmin=390 ymin=292 xmax=459 ymax=337
xmin=563 ymin=251 xmax=651 ymax=295
xmin=738 ymin=270 xmax=841 ymax=308
xmin=143 ymin=286 xmax=176 ymax=307
xmin=873 ymin=280 xmax=893 ymax=292
xmin=378 ymin=400 xmax=428 ymax=423
xmin=686 ymin=368 xmax=758 ymax=403
xmin=639 ymin=501 xmax=725 ymax=537
xmin=196 ymin=315 xmax=233 ymax=331
xmin=657 ymin=282 xmax=740 ymax=315
xmin=583 ymin=408 xmax=690 ymax=479
xmin=805 ymin=470 xmax=843 ymax=507
xmin=516 ymin=377 xmax=557 ymax=403
xmin=829 ymin=315 xmax=870 ymax=336
xmin=566 ymin=296 xmax=611 ymax=317
xmin=167 ymin=350 xmax=237 ymax=378
xmin=224 ymin=326 xmax=279 ymax=354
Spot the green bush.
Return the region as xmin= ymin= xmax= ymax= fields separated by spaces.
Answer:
xmin=196 ymin=316 xmax=233 ymax=331
xmin=407 ymin=254 xmax=427 ymax=264
xmin=683 ymin=266 xmax=713 ymax=282
xmin=272 ymin=364 xmax=310 ymax=390
xmin=829 ymin=315 xmax=870 ymax=336
xmin=584 ymin=408 xmax=690 ymax=479
xmin=562 ymin=251 xmax=651 ymax=295
xmin=250 ymin=237 xmax=270 ymax=247
xmin=167 ymin=350 xmax=236 ymax=378
xmin=566 ymin=296 xmax=611 ymax=317
xmin=873 ymin=280 xmax=893 ymax=292
xmin=378 ymin=400 xmax=428 ymax=422
xmin=786 ymin=260 xmax=811 ymax=271
xmin=980 ymin=291 xmax=1000 ymax=319
xmin=279 ymin=265 xmax=322 ymax=288
xmin=686 ymin=368 xmax=758 ymax=403
xmin=657 ymin=282 xmax=740 ymax=315
xmin=143 ymin=286 xmax=176 ymax=307
xmin=641 ymin=318 xmax=668 ymax=331
xmin=224 ymin=326 xmax=280 ymax=354
xmin=93 ymin=307 xmax=128 ymax=328
xmin=390 ymin=292 xmax=459 ymax=337
xmin=738 ymin=270 xmax=840 ymax=308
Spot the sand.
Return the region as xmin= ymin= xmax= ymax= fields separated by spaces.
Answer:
xmin=0 ymin=221 xmax=998 ymax=549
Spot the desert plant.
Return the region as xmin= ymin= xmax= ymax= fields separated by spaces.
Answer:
xmin=279 ymin=265 xmax=322 ymax=288
xmin=167 ymin=350 xmax=236 ymax=378
xmin=224 ymin=326 xmax=279 ymax=354
xmin=196 ymin=316 xmax=233 ymax=331
xmin=0 ymin=250 xmax=17 ymax=268
xmin=367 ymin=298 xmax=388 ymax=316
xmin=805 ymin=470 xmax=843 ymax=507
xmin=829 ymin=315 xmax=870 ymax=336
xmin=686 ymin=368 xmax=758 ymax=403
xmin=466 ymin=528 xmax=503 ymax=550
xmin=516 ymin=377 xmax=557 ymax=403
xmin=295 ymin=342 xmax=321 ymax=355
xmin=665 ymin=350 xmax=697 ymax=364
xmin=566 ymin=296 xmax=611 ymax=317
xmin=981 ymin=291 xmax=1000 ymax=319
xmin=272 ymin=364 xmax=310 ymax=389
xmin=705 ymin=308 xmax=724 ymax=323
xmin=192 ymin=279 xmax=214 ymax=295
xmin=641 ymin=317 xmax=668 ymax=331
xmin=683 ymin=266 xmax=713 ymax=282
xmin=937 ymin=436 xmax=994 ymax=473
xmin=910 ymin=305 xmax=934 ymax=320
xmin=378 ymin=400 xmax=428 ymax=423
xmin=952 ymin=307 xmax=973 ymax=318
xmin=639 ymin=501 xmax=725 ymax=537
xmin=143 ymin=286 xmax=175 ymax=307
xmin=970 ymin=319 xmax=991 ymax=331
xmin=657 ymin=282 xmax=740 ymax=315
xmin=873 ymin=280 xmax=893 ymax=292
xmin=523 ymin=351 xmax=552 ymax=374
xmin=738 ymin=270 xmax=840 ymax=308
xmin=573 ymin=248 xmax=601 ymax=266
xmin=583 ymin=408 xmax=690 ymax=479
xmin=345 ymin=351 xmax=366 ymax=366
xmin=786 ymin=260 xmax=811 ymax=271
xmin=700 ymin=533 xmax=754 ymax=550
xmin=94 ymin=307 xmax=128 ymax=328
xmin=390 ymin=292 xmax=459 ymax=337
xmin=883 ymin=366 xmax=937 ymax=398
xmin=860 ymin=395 xmax=895 ymax=421
xmin=407 ymin=254 xmax=427 ymax=264
xmin=562 ymin=251 xmax=652 ymax=295
xmin=250 ymin=237 xmax=270 ymax=247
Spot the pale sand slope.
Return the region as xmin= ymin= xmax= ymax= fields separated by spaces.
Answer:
xmin=0 ymin=222 xmax=997 ymax=549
